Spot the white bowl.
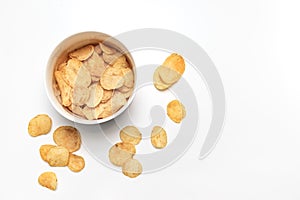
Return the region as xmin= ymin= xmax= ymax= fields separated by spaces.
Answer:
xmin=45 ymin=31 xmax=136 ymax=124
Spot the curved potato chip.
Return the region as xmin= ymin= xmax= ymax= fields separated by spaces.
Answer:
xmin=71 ymin=86 xmax=90 ymax=106
xmin=108 ymin=143 xmax=134 ymax=166
xmin=82 ymin=105 xmax=104 ymax=120
xmin=84 ymin=52 xmax=105 ymax=77
xmin=167 ymin=100 xmax=186 ymax=123
xmin=122 ymin=158 xmax=142 ymax=178
xmin=151 ymin=126 xmax=167 ymax=148
xmin=94 ymin=44 xmax=102 ymax=54
xmin=112 ymin=56 xmax=128 ymax=68
xmin=69 ymin=45 xmax=94 ymax=61
xmin=158 ymin=65 xmax=181 ymax=84
xmin=103 ymin=52 xmax=122 ymax=65
xmin=38 ymin=172 xmax=57 ymax=191
xmin=68 ymin=154 xmax=85 ymax=172
xmin=121 ymin=68 xmax=134 ymax=88
xmin=111 ymin=91 xmax=127 ymax=112
xmin=97 ymin=100 xmax=113 ymax=119
xmin=122 ymin=88 xmax=133 ymax=99
xmin=162 ymin=53 xmax=185 ymax=75
xmin=53 ymin=126 xmax=81 ymax=152
xmin=68 ymin=104 xmax=84 ymax=117
xmin=86 ymin=83 xmax=103 ymax=108
xmin=100 ymin=43 xmax=116 ymax=54
xmin=28 ymin=114 xmax=52 ymax=137
xmin=118 ymin=85 xmax=131 ymax=93
xmin=153 ymin=68 xmax=171 ymax=91
xmin=120 ymin=126 xmax=142 ymax=145
xmin=101 ymin=89 xmax=113 ymax=103
xmin=46 ymin=146 xmax=69 ymax=167
xmin=55 ymin=71 xmax=72 ymax=106
xmin=75 ymin=65 xmax=92 ymax=88
xmin=100 ymin=67 xmax=124 ymax=90
xmin=39 ymin=144 xmax=56 ymax=162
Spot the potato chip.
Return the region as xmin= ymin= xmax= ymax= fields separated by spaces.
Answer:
xmin=61 ymin=59 xmax=83 ymax=87
xmin=100 ymin=67 xmax=124 ymax=90
xmin=71 ymin=86 xmax=90 ymax=106
xmin=53 ymin=126 xmax=81 ymax=152
xmin=28 ymin=114 xmax=52 ymax=137
xmin=162 ymin=53 xmax=185 ymax=75
xmin=153 ymin=68 xmax=171 ymax=91
xmin=86 ymin=83 xmax=103 ymax=108
xmin=108 ymin=142 xmax=134 ymax=166
xmin=38 ymin=172 xmax=57 ymax=191
xmin=111 ymin=91 xmax=127 ymax=112
xmin=121 ymin=68 xmax=134 ymax=88
xmin=39 ymin=144 xmax=55 ymax=162
xmin=74 ymin=65 xmax=92 ymax=88
xmin=101 ymin=89 xmax=113 ymax=103
xmin=151 ymin=126 xmax=167 ymax=148
xmin=167 ymin=100 xmax=186 ymax=123
xmin=118 ymin=85 xmax=131 ymax=93
xmin=120 ymin=126 xmax=142 ymax=145
xmin=55 ymin=70 xmax=72 ymax=106
xmin=84 ymin=52 xmax=106 ymax=77
xmin=69 ymin=45 xmax=94 ymax=61
xmin=97 ymin=100 xmax=113 ymax=119
xmin=112 ymin=56 xmax=128 ymax=68
xmin=158 ymin=65 xmax=181 ymax=84
xmin=100 ymin=43 xmax=116 ymax=55
xmin=94 ymin=44 xmax=102 ymax=55
xmin=82 ymin=105 xmax=104 ymax=120
xmin=121 ymin=88 xmax=133 ymax=99
xmin=103 ymin=52 xmax=122 ymax=65
xmin=46 ymin=146 xmax=69 ymax=167
xmin=68 ymin=154 xmax=85 ymax=172
xmin=122 ymin=158 xmax=142 ymax=178
xmin=68 ymin=104 xmax=85 ymax=117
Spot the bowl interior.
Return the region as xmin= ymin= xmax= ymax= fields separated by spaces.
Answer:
xmin=45 ymin=31 xmax=136 ymax=124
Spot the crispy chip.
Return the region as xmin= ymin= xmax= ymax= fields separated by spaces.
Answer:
xmin=68 ymin=104 xmax=85 ymax=117
xmin=75 ymin=65 xmax=92 ymax=88
xmin=100 ymin=43 xmax=116 ymax=55
xmin=83 ymin=52 xmax=106 ymax=77
xmin=53 ymin=126 xmax=81 ymax=152
xmin=68 ymin=154 xmax=85 ymax=172
xmin=151 ymin=126 xmax=167 ymax=148
xmin=38 ymin=172 xmax=57 ymax=191
xmin=61 ymin=58 xmax=83 ymax=87
xmin=39 ymin=144 xmax=55 ymax=162
xmin=118 ymin=85 xmax=131 ymax=93
xmin=112 ymin=56 xmax=128 ymax=68
xmin=121 ymin=68 xmax=134 ymax=88
xmin=71 ymin=86 xmax=90 ymax=106
xmin=162 ymin=53 xmax=185 ymax=75
xmin=167 ymin=100 xmax=186 ymax=123
xmin=101 ymin=89 xmax=113 ymax=103
xmin=97 ymin=100 xmax=113 ymax=119
xmin=46 ymin=146 xmax=69 ymax=167
xmin=120 ymin=126 xmax=142 ymax=145
xmin=28 ymin=114 xmax=52 ymax=137
xmin=82 ymin=105 xmax=104 ymax=120
xmin=121 ymin=88 xmax=133 ymax=99
xmin=153 ymin=68 xmax=171 ymax=91
xmin=55 ymin=70 xmax=72 ymax=106
xmin=109 ymin=142 xmax=134 ymax=166
xmin=100 ymin=67 xmax=124 ymax=90
xmin=158 ymin=65 xmax=181 ymax=84
xmin=69 ymin=45 xmax=94 ymax=61
xmin=103 ymin=52 xmax=122 ymax=65
xmin=111 ymin=91 xmax=127 ymax=112
xmin=122 ymin=158 xmax=142 ymax=178
xmin=86 ymin=83 xmax=103 ymax=108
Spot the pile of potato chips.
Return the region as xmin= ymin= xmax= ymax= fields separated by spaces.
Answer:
xmin=54 ymin=43 xmax=134 ymax=120
xmin=28 ymin=114 xmax=85 ymax=191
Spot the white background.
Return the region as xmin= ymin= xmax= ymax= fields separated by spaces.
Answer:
xmin=0 ymin=0 xmax=300 ymax=199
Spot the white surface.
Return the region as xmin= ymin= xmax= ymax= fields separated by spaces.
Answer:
xmin=0 ymin=0 xmax=299 ymax=199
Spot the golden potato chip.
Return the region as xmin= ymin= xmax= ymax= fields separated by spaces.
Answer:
xmin=82 ymin=105 xmax=104 ymax=120
xmin=108 ymin=143 xmax=134 ymax=166
xmin=121 ymin=88 xmax=133 ymax=99
xmin=71 ymin=86 xmax=90 ymax=106
xmin=74 ymin=65 xmax=92 ymax=88
xmin=122 ymin=158 xmax=142 ymax=178
xmin=153 ymin=68 xmax=171 ymax=91
xmin=84 ymin=52 xmax=105 ymax=77
xmin=120 ymin=126 xmax=142 ymax=145
xmin=38 ymin=172 xmax=57 ymax=191
xmin=86 ymin=83 xmax=103 ymax=108
xmin=61 ymin=58 xmax=84 ymax=87
xmin=68 ymin=104 xmax=85 ymax=117
xmin=116 ymin=142 xmax=136 ymax=154
xmin=121 ymin=68 xmax=134 ymax=88
xmin=55 ymin=70 xmax=72 ymax=106
xmin=100 ymin=43 xmax=116 ymax=55
xmin=162 ymin=53 xmax=185 ymax=75
xmin=112 ymin=56 xmax=129 ymax=68
xmin=167 ymin=100 xmax=186 ymax=123
xmin=100 ymin=67 xmax=124 ymax=90
xmin=151 ymin=126 xmax=167 ymax=148
xmin=53 ymin=126 xmax=81 ymax=152
xmin=97 ymin=100 xmax=113 ymax=119
xmin=103 ymin=52 xmax=122 ymax=65
xmin=39 ymin=144 xmax=55 ymax=162
xmin=101 ymin=89 xmax=113 ymax=103
xmin=94 ymin=44 xmax=102 ymax=54
xmin=57 ymin=62 xmax=67 ymax=71
xmin=111 ymin=91 xmax=127 ymax=112
xmin=158 ymin=65 xmax=181 ymax=84
xmin=28 ymin=114 xmax=52 ymax=137
xmin=46 ymin=146 xmax=69 ymax=167
xmin=118 ymin=85 xmax=131 ymax=93
xmin=69 ymin=45 xmax=94 ymax=61
xmin=68 ymin=154 xmax=85 ymax=172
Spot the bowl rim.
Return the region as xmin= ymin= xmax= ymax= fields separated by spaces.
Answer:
xmin=45 ymin=31 xmax=136 ymax=125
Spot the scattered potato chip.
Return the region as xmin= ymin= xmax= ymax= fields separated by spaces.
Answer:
xmin=167 ymin=100 xmax=186 ymax=123
xmin=38 ymin=172 xmax=57 ymax=191
xmin=151 ymin=126 xmax=167 ymax=148
xmin=120 ymin=126 xmax=142 ymax=145
xmin=39 ymin=144 xmax=55 ymax=162
xmin=53 ymin=126 xmax=81 ymax=152
xmin=153 ymin=68 xmax=170 ymax=91
xmin=69 ymin=45 xmax=94 ymax=61
xmin=109 ymin=142 xmax=134 ymax=166
xmin=122 ymin=158 xmax=142 ymax=178
xmin=86 ymin=83 xmax=103 ymax=108
xmin=28 ymin=114 xmax=52 ymax=137
xmin=46 ymin=146 xmax=69 ymax=167
xmin=68 ymin=154 xmax=85 ymax=172
xmin=158 ymin=65 xmax=181 ymax=84
xmin=55 ymin=71 xmax=72 ymax=106
xmin=84 ymin=52 xmax=106 ymax=77
xmin=100 ymin=43 xmax=116 ymax=55
xmin=162 ymin=53 xmax=185 ymax=75
xmin=71 ymin=86 xmax=90 ymax=106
